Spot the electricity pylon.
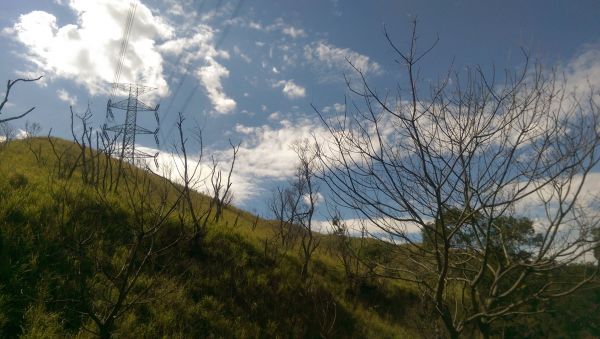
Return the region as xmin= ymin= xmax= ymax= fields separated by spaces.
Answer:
xmin=104 ymin=83 xmax=160 ymax=163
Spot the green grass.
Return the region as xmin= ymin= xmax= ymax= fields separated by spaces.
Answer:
xmin=0 ymin=137 xmax=424 ymax=338
xmin=0 ymin=137 xmax=598 ymax=338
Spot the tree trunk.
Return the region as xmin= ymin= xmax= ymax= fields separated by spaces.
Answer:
xmin=439 ymin=309 xmax=460 ymax=339
xmin=99 ymin=324 xmax=113 ymax=339
xmin=301 ymin=257 xmax=309 ymax=282
xmin=477 ymin=319 xmax=491 ymax=339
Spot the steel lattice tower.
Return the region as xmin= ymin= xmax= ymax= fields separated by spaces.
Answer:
xmin=104 ymin=83 xmax=160 ymax=162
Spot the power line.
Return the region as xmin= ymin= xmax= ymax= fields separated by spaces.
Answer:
xmin=157 ymin=0 xmax=208 ymax=146
xmin=161 ymin=0 xmax=246 ymax=145
xmin=111 ymin=1 xmax=138 ymax=99
xmin=104 ymin=0 xmax=159 ymax=164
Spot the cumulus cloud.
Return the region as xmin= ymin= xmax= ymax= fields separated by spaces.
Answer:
xmin=159 ymin=25 xmax=235 ymax=114
xmin=232 ymin=119 xmax=329 ymax=179
xmin=56 ymin=88 xmax=77 ymax=106
xmin=196 ymin=58 xmax=236 ymax=114
xmin=5 ymin=0 xmax=173 ymax=96
xmin=304 ymin=41 xmax=381 ymax=81
xmin=136 ymin=144 xmax=261 ymax=205
xmin=273 ymin=79 xmax=306 ymax=99
xmin=135 ymin=117 xmax=336 ymax=204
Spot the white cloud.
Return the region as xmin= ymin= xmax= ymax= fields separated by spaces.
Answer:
xmin=246 ymin=18 xmax=306 ymax=39
xmin=56 ymin=88 xmax=77 ymax=106
xmin=6 ymin=0 xmax=173 ymax=96
xmin=233 ymin=45 xmax=252 ymax=63
xmin=159 ymin=25 xmax=235 ymax=114
xmin=136 ymin=144 xmax=261 ymax=205
xmin=322 ymin=102 xmax=344 ymax=113
xmin=268 ymin=111 xmax=281 ymax=121
xmin=248 ymin=21 xmax=263 ymax=30
xmin=333 ymin=102 xmax=345 ymax=112
xmin=196 ymin=58 xmax=236 ymax=114
xmin=231 ymin=119 xmax=331 ymax=179
xmin=314 ymin=216 xmax=424 ymax=236
xmin=515 ymin=172 xmax=600 ymax=219
xmin=282 ymin=26 xmax=307 ymax=39
xmin=273 ymin=79 xmax=306 ymax=99
xmin=565 ymin=43 xmax=600 ymax=100
xmin=16 ymin=129 xmax=28 ymax=139
xmin=304 ymin=41 xmax=382 ymax=81
xmin=303 ymin=192 xmax=324 ymax=206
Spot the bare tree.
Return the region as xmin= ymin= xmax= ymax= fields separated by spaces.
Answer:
xmin=269 ymin=185 xmax=302 ymax=254
xmin=70 ymin=105 xmax=96 ymax=185
xmin=0 ymin=121 xmax=16 ymax=149
xmin=314 ymin=21 xmax=600 ymax=338
xmin=24 ymin=121 xmax=45 ymax=164
xmin=271 ymin=140 xmax=321 ymax=280
xmin=39 ymin=109 xmax=188 ymax=339
xmin=0 ymin=76 xmax=42 ymax=152
xmin=294 ymin=140 xmax=321 ymax=281
xmin=0 ymin=76 xmax=42 ymax=124
xmin=169 ymin=113 xmax=211 ymax=251
xmin=329 ymin=215 xmax=372 ymax=295
xmin=167 ymin=113 xmax=242 ymax=252
xmin=209 ymin=140 xmax=240 ymax=223
xmin=24 ymin=120 xmax=41 ymax=138
xmin=54 ymin=161 xmax=185 ymax=339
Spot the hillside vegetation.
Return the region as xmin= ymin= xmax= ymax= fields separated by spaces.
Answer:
xmin=0 ymin=138 xmax=598 ymax=338
xmin=0 ymin=137 xmax=423 ymax=338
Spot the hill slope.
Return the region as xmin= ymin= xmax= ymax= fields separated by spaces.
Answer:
xmin=0 ymin=137 xmax=598 ymax=338
xmin=0 ymin=137 xmax=424 ymax=338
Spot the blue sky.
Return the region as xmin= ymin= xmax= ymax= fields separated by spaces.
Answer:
xmin=1 ymin=0 xmax=600 ymax=220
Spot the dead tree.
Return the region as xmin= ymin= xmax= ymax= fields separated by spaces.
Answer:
xmin=209 ymin=140 xmax=240 ymax=223
xmin=294 ymin=140 xmax=321 ymax=281
xmin=0 ymin=76 xmax=42 ymax=124
xmin=271 ymin=140 xmax=321 ymax=280
xmin=70 ymin=105 xmax=96 ymax=185
xmin=57 ymin=160 xmax=185 ymax=339
xmin=165 ymin=113 xmax=242 ymax=252
xmin=169 ymin=113 xmax=212 ymax=250
xmin=314 ymin=20 xmax=600 ymax=338
xmin=0 ymin=121 xmax=16 ymax=150
xmin=269 ymin=185 xmax=302 ymax=252
xmin=329 ymin=215 xmax=371 ymax=294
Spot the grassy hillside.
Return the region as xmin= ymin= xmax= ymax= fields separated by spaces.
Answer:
xmin=0 ymin=137 xmax=598 ymax=338
xmin=0 ymin=137 xmax=426 ymax=338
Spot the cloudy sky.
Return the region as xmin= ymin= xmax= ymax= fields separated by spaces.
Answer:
xmin=1 ymin=0 xmax=600 ymax=220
